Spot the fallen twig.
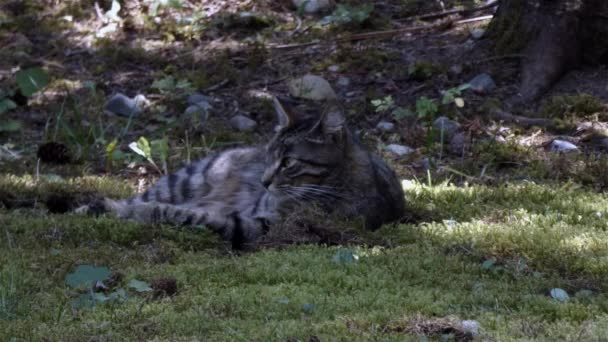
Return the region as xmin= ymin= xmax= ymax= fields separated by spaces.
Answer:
xmin=403 ymin=0 xmax=500 ymax=22
xmin=490 ymin=109 xmax=555 ymax=129
xmin=269 ymin=20 xmax=453 ymax=50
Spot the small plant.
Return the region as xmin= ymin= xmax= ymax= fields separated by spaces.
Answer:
xmin=371 ymin=95 xmax=414 ymax=120
xmin=0 ymin=67 xmax=50 ymax=132
xmin=415 ymin=96 xmax=438 ymax=119
xmin=151 ymin=75 xmax=195 ymax=96
xmin=128 ymin=136 xmax=169 ymax=174
xmin=441 ymin=84 xmax=470 ymax=108
xmin=321 ymin=4 xmax=374 ymax=26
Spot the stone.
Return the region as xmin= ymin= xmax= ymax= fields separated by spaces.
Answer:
xmin=461 ymin=320 xmax=480 ymax=336
xmin=327 ymin=65 xmax=340 ymax=72
xmin=448 ymin=64 xmax=463 ymax=76
xmin=337 ymin=76 xmax=350 ymax=87
xmin=433 ymin=116 xmax=460 ymax=138
xmin=292 ymin=0 xmax=333 ymax=14
xmin=376 ymin=121 xmax=395 ymax=132
xmin=449 ymin=132 xmax=468 ymax=154
xmin=468 ymin=73 xmax=496 ymax=94
xmin=184 ymin=105 xmax=209 ymax=122
xmin=549 ymin=139 xmax=578 ymax=152
xmin=104 ymin=93 xmax=148 ymax=118
xmin=288 ymin=74 xmax=337 ymax=100
xmin=230 ymin=115 xmax=257 ymax=132
xmin=187 ymin=93 xmax=214 ymax=107
xmin=470 ymin=28 xmax=485 ymax=40
xmin=386 ymin=144 xmax=414 ymax=157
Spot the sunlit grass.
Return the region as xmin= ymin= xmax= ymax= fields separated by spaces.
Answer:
xmin=1 ymin=175 xmax=608 ymax=340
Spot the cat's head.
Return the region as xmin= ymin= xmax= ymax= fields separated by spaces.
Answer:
xmin=262 ymin=97 xmax=352 ymax=200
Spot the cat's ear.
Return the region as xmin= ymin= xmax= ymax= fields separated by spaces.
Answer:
xmin=307 ymin=102 xmax=346 ymax=143
xmin=273 ymin=96 xmax=297 ymax=130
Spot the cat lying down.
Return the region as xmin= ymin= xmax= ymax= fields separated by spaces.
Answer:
xmin=79 ymin=97 xmax=405 ymax=248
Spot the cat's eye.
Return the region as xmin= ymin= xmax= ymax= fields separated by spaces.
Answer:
xmin=281 ymin=157 xmax=297 ymax=169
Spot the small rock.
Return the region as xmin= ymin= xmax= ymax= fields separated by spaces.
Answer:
xmin=376 ymin=121 xmax=395 ymax=132
xmin=470 ymin=28 xmax=485 ymax=40
xmin=345 ymin=91 xmax=357 ymax=97
xmin=468 ymin=73 xmax=496 ymax=94
xmin=327 ymin=65 xmax=340 ymax=73
xmin=288 ymin=74 xmax=337 ymax=100
xmin=292 ymin=0 xmax=333 ymax=13
xmin=449 ymin=64 xmax=463 ymax=76
xmin=230 ymin=115 xmax=257 ymax=132
xmin=461 ymin=320 xmax=480 ymax=336
xmin=187 ymin=93 xmax=214 ymax=107
xmin=386 ymin=144 xmax=414 ymax=157
xmin=337 ymin=76 xmax=350 ymax=87
xmin=449 ymin=132 xmax=468 ymax=154
xmin=469 ymin=74 xmax=495 ymax=93
xmin=434 ymin=116 xmax=460 ymax=138
xmin=104 ymin=93 xmax=148 ymax=118
xmin=550 ymin=139 xmax=578 ymax=152
xmin=184 ymin=105 xmax=210 ymax=122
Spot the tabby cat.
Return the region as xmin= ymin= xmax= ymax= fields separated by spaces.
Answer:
xmin=83 ymin=98 xmax=405 ymax=248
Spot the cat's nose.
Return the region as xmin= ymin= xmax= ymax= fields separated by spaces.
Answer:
xmin=261 ymin=177 xmax=272 ymax=188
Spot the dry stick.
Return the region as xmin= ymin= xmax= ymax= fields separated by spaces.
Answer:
xmin=269 ymin=20 xmax=454 ymax=50
xmin=490 ymin=109 xmax=555 ymax=129
xmin=404 ymin=0 xmax=500 ymax=22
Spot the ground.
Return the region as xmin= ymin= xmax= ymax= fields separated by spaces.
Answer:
xmin=2 ymin=0 xmax=608 ymax=341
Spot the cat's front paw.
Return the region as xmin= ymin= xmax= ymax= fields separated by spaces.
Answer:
xmin=75 ymin=198 xmax=111 ymax=216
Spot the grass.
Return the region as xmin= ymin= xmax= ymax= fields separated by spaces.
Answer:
xmin=2 ymin=176 xmax=608 ymax=340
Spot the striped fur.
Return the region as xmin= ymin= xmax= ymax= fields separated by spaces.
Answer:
xmin=84 ymin=99 xmax=405 ymax=248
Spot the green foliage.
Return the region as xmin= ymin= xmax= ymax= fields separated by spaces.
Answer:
xmin=151 ymin=75 xmax=195 ymax=95
xmin=128 ymin=279 xmax=153 ymax=292
xmin=321 ymin=4 xmax=374 ymax=26
xmin=539 ymin=94 xmax=605 ymax=118
xmin=16 ymin=67 xmax=50 ymax=97
xmin=415 ymin=96 xmax=438 ymax=119
xmin=65 ymin=265 xmax=111 ymax=288
xmin=0 ymin=99 xmax=16 ymax=115
xmin=440 ymin=84 xmax=470 ymax=107
xmin=408 ymin=61 xmax=440 ymax=81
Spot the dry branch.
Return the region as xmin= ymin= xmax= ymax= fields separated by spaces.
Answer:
xmin=490 ymin=109 xmax=555 ymax=129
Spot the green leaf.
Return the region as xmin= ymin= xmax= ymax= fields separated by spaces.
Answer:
xmin=0 ymin=120 xmax=22 ymax=132
xmin=0 ymin=98 xmax=17 ymax=114
xmin=128 ymin=279 xmax=153 ymax=292
xmin=70 ymin=293 xmax=96 ymax=309
xmin=16 ymin=67 xmax=50 ymax=97
xmin=129 ymin=136 xmax=152 ymax=160
xmin=151 ymin=76 xmax=176 ymax=92
xmin=65 ymin=265 xmax=111 ymax=288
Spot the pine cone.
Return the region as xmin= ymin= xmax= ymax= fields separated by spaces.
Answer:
xmin=151 ymin=277 xmax=178 ymax=298
xmin=37 ymin=142 xmax=71 ymax=164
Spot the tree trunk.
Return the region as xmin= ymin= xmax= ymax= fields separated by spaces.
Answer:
xmin=488 ymin=0 xmax=608 ymax=102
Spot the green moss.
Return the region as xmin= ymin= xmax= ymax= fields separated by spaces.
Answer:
xmin=539 ymin=94 xmax=605 ymax=119
xmin=486 ymin=0 xmax=527 ymax=55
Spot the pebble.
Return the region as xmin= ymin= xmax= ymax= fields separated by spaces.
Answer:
xmin=386 ymin=144 xmax=414 ymax=157
xmin=433 ymin=116 xmax=460 ymax=138
xmin=471 ymin=28 xmax=485 ymax=40
xmin=376 ymin=121 xmax=395 ymax=132
xmin=292 ymin=0 xmax=333 ymax=13
xmin=337 ymin=76 xmax=350 ymax=87
xmin=549 ymin=139 xmax=578 ymax=152
xmin=104 ymin=93 xmax=148 ymax=118
xmin=468 ymin=73 xmax=496 ymax=94
xmin=461 ymin=320 xmax=480 ymax=336
xmin=230 ymin=115 xmax=257 ymax=132
xmin=288 ymin=74 xmax=337 ymax=100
